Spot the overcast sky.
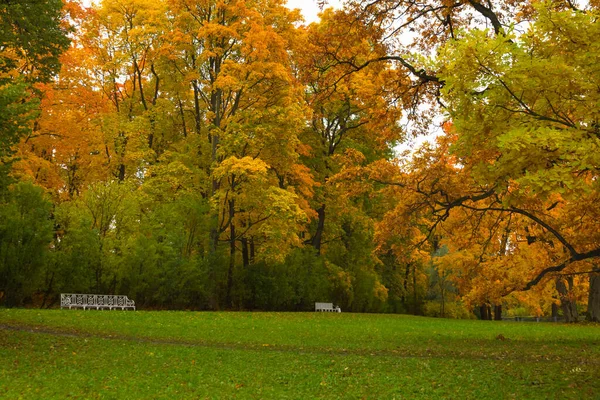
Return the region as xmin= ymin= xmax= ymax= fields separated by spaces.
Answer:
xmin=286 ymin=0 xmax=342 ymax=23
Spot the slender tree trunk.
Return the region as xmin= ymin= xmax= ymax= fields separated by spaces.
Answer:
xmin=311 ymin=204 xmax=326 ymax=254
xmin=118 ymin=163 xmax=126 ymax=182
xmin=494 ymin=305 xmax=502 ymax=321
xmin=412 ymin=263 xmax=418 ymax=315
xmin=111 ymin=74 xmax=127 ymax=182
xmin=440 ymin=284 xmax=445 ymax=318
xmin=208 ymin=69 xmax=222 ymax=254
xmin=40 ymin=271 xmax=54 ymax=309
xmin=556 ymin=277 xmax=579 ymax=323
xmin=402 ymin=263 xmax=410 ymax=308
xmin=586 ymin=272 xmax=600 ymax=322
xmin=480 ymin=304 xmax=489 ymax=320
xmin=241 ymin=237 xmax=250 ymax=268
xmin=226 ymin=199 xmax=235 ymax=308
xmin=178 ymin=97 xmax=188 ymax=138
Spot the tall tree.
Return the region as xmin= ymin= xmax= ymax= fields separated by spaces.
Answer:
xmin=0 ymin=0 xmax=70 ymax=189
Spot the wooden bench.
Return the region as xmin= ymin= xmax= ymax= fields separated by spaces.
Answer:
xmin=61 ymin=294 xmax=136 ymax=310
xmin=315 ymin=302 xmax=341 ymax=313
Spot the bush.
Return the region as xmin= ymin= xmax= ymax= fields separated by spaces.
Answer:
xmin=423 ymin=301 xmax=474 ymax=319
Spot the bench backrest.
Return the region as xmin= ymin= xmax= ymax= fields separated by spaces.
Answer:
xmin=61 ymin=294 xmax=135 ymax=308
xmin=315 ymin=302 xmax=334 ymax=310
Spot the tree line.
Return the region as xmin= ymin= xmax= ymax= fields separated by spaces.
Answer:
xmin=1 ymin=0 xmax=598 ymax=322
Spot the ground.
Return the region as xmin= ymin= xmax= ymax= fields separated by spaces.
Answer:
xmin=0 ymin=309 xmax=598 ymax=399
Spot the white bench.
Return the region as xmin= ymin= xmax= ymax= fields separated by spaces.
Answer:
xmin=315 ymin=302 xmax=341 ymax=313
xmin=61 ymin=294 xmax=136 ymax=310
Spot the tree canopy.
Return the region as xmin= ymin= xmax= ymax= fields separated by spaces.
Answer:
xmin=1 ymin=0 xmax=599 ymax=322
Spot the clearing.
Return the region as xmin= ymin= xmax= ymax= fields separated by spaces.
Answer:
xmin=0 ymin=309 xmax=598 ymax=399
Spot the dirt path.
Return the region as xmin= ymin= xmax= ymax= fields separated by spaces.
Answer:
xmin=2 ymin=322 xmax=599 ymax=367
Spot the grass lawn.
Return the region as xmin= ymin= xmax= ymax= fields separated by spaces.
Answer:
xmin=0 ymin=309 xmax=598 ymax=399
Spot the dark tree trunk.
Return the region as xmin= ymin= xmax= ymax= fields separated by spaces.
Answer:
xmin=556 ymin=277 xmax=579 ymax=323
xmin=412 ymin=263 xmax=418 ymax=315
xmin=40 ymin=271 xmax=55 ymax=309
xmin=480 ymin=304 xmax=488 ymax=320
xmin=586 ymin=272 xmax=600 ymax=322
xmin=241 ymin=237 xmax=250 ymax=268
xmin=192 ymin=80 xmax=202 ymax=135
xmin=440 ymin=285 xmax=445 ymax=318
xmin=226 ymin=199 xmax=235 ymax=308
xmin=480 ymin=304 xmax=492 ymax=320
xmin=494 ymin=305 xmax=502 ymax=321
xmin=401 ymin=263 xmax=410 ymax=307
xmin=178 ymin=97 xmax=188 ymax=137
xmin=118 ymin=163 xmax=125 ymax=182
xmin=311 ymin=204 xmax=326 ymax=255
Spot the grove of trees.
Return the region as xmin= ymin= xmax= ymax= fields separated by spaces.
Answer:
xmin=1 ymin=0 xmax=599 ymax=322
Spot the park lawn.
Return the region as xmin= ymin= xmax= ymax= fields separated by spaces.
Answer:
xmin=0 ymin=310 xmax=598 ymax=399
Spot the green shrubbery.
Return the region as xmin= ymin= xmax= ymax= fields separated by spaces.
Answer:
xmin=423 ymin=301 xmax=475 ymax=319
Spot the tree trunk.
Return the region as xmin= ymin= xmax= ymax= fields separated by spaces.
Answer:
xmin=556 ymin=277 xmax=579 ymax=323
xmin=401 ymin=263 xmax=410 ymax=307
xmin=480 ymin=304 xmax=489 ymax=320
xmin=241 ymin=237 xmax=250 ymax=268
xmin=117 ymin=163 xmax=125 ymax=182
xmin=250 ymin=237 xmax=255 ymax=263
xmin=178 ymin=97 xmax=188 ymax=137
xmin=412 ymin=263 xmax=418 ymax=315
xmin=311 ymin=204 xmax=326 ymax=255
xmin=40 ymin=271 xmax=54 ymax=309
xmin=480 ymin=304 xmax=493 ymax=320
xmin=586 ymin=272 xmax=600 ymax=322
xmin=494 ymin=305 xmax=502 ymax=321
xmin=226 ymin=199 xmax=235 ymax=308
xmin=440 ymin=284 xmax=445 ymax=318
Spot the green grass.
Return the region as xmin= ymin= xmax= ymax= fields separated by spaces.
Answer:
xmin=0 ymin=310 xmax=598 ymax=399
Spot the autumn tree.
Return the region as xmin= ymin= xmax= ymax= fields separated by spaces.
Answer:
xmin=0 ymin=0 xmax=69 ymax=189
xmin=321 ymin=0 xmax=600 ymax=319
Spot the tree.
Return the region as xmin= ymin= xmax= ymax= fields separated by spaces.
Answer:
xmin=295 ymin=8 xmax=404 ymax=254
xmin=0 ymin=0 xmax=70 ymax=189
xmin=434 ymin=3 xmax=600 ymax=319
xmin=0 ymin=182 xmax=53 ymax=306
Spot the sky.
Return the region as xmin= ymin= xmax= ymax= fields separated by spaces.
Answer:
xmin=286 ymin=0 xmax=342 ymax=23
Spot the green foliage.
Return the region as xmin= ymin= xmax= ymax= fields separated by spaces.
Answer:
xmin=0 ymin=182 xmax=53 ymax=306
xmin=423 ymin=301 xmax=474 ymax=319
xmin=0 ymin=0 xmax=70 ymax=82
xmin=0 ymin=0 xmax=69 ymax=188
xmin=242 ymin=248 xmax=332 ymax=311
xmin=0 ymin=80 xmax=39 ymax=191
xmin=45 ymin=202 xmax=101 ymax=295
xmin=44 ymin=182 xmax=220 ymax=309
xmin=438 ymin=5 xmax=600 ymax=201
xmin=118 ymin=195 xmax=213 ymax=309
